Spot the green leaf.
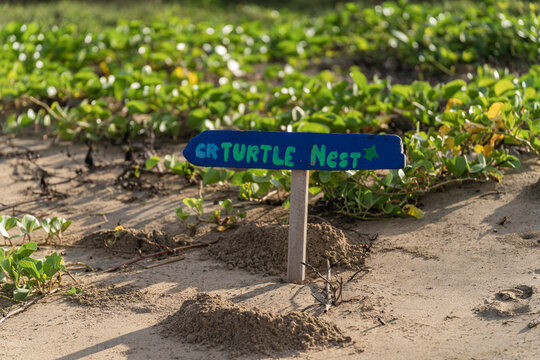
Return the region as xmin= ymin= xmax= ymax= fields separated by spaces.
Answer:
xmin=66 ymin=286 xmax=77 ymax=296
xmin=202 ymin=169 xmax=233 ymax=185
xmin=0 ymin=215 xmax=20 ymax=231
xmin=18 ymin=258 xmax=42 ymax=281
xmin=127 ymin=100 xmax=149 ymax=115
xmin=494 ymin=79 xmax=514 ymax=96
xmin=60 ymin=219 xmax=73 ymax=233
xmin=41 ymin=218 xmax=52 ymax=234
xmin=454 ymin=156 xmax=469 ymax=176
xmin=220 ymin=199 xmax=234 ymax=214
xmin=145 ymin=156 xmax=161 ymax=170
xmin=382 ymin=172 xmax=393 ymax=186
xmin=183 ymin=197 xmax=204 ymax=215
xmin=13 ymin=287 xmax=30 ymax=301
xmin=391 ymin=84 xmax=412 ymax=99
xmin=443 ymin=79 xmax=466 ymax=99
xmin=469 ymin=164 xmax=484 ymax=174
xmin=500 ymin=155 xmax=520 ymax=169
xmin=296 ymin=121 xmax=330 ymax=133
xmin=318 ymin=171 xmax=332 ymax=183
xmin=174 ymin=207 xmax=189 ymax=221
xmin=350 ymin=69 xmax=367 ymax=90
xmin=15 ymin=242 xmax=38 ymax=259
xmin=43 ymin=252 xmax=64 ymax=278
xmin=0 ymin=216 xmax=19 ymax=238
xmin=445 ymin=156 xmax=469 ymax=177
xmin=209 ymin=101 xmax=227 ymax=117
xmin=19 ymin=215 xmax=40 ymax=234
xmin=187 ymin=108 xmax=210 ymax=130
xmin=308 ymin=186 xmax=322 ymax=195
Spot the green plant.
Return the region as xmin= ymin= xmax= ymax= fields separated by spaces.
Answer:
xmin=41 ymin=217 xmax=73 ymax=245
xmin=66 ymin=286 xmax=83 ymax=296
xmin=0 ymin=242 xmax=65 ymax=301
xmin=1 ymin=214 xmax=73 ymax=245
xmin=175 ymin=197 xmax=246 ymax=232
xmin=0 ymin=215 xmax=19 ymax=246
xmin=17 ymin=215 xmax=41 ymax=243
xmin=0 ymin=1 xmax=538 ymax=221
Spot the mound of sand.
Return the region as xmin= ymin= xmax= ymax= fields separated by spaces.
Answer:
xmin=161 ymin=293 xmax=351 ymax=356
xmin=208 ymin=222 xmax=371 ymax=276
xmin=78 ymin=228 xmax=176 ymax=254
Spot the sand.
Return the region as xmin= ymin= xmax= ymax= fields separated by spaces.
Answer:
xmin=160 ymin=293 xmax=351 ymax=356
xmin=0 ymin=137 xmax=538 ymax=359
xmin=208 ymin=222 xmax=371 ymax=276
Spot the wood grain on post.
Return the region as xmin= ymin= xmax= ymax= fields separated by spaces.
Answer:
xmin=287 ymin=170 xmax=309 ymax=283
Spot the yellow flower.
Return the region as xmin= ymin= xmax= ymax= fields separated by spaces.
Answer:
xmin=445 ymin=98 xmax=462 ymax=111
xmin=174 ymin=67 xmax=184 ymax=78
xmin=114 ymin=225 xmax=124 ymax=232
xmin=99 ymin=61 xmax=110 ymax=77
xmin=474 ymin=144 xmax=484 ymax=155
xmin=188 ymin=72 xmax=198 ymax=85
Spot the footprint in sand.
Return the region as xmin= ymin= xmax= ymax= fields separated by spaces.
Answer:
xmin=474 ymin=285 xmax=534 ymax=319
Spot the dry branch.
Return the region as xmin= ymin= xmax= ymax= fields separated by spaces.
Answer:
xmin=65 ymin=262 xmax=95 ymax=271
xmin=302 ymin=260 xmax=344 ymax=312
xmin=0 ymin=288 xmax=60 ymax=324
xmin=137 ymin=255 xmax=185 ymax=269
xmin=101 ymin=242 xmax=214 ymax=273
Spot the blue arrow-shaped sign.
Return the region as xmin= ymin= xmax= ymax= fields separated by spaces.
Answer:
xmin=183 ymin=130 xmax=405 ymax=171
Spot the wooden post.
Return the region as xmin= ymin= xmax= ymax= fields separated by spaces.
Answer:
xmin=287 ymin=170 xmax=309 ymax=283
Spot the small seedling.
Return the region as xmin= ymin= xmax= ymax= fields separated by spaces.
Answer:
xmin=66 ymin=286 xmax=83 ymax=296
xmin=0 ymin=215 xmax=20 ymax=246
xmin=17 ymin=215 xmax=41 ymax=243
xmin=175 ymin=197 xmax=246 ymax=234
xmin=41 ymin=217 xmax=73 ymax=244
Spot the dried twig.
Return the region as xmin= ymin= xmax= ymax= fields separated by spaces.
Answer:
xmin=0 ymin=288 xmax=60 ymax=324
xmin=0 ymin=295 xmax=21 ymax=303
xmin=65 ymin=262 xmax=95 ymax=271
xmin=64 ymin=268 xmax=80 ymax=285
xmin=301 ymin=262 xmax=332 ymax=287
xmin=302 ymin=260 xmax=344 ymax=312
xmin=347 ymin=267 xmax=372 ymax=283
xmin=37 ymin=243 xmax=86 ymax=249
xmin=0 ymin=199 xmax=42 ymax=212
xmin=101 ymin=242 xmax=215 ymax=273
xmin=137 ymin=255 xmax=185 ymax=269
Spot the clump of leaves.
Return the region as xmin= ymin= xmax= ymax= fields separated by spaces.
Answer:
xmin=0 ymin=214 xmax=73 ymax=245
xmin=175 ymin=197 xmax=246 ymax=233
xmin=41 ymin=217 xmax=73 ymax=245
xmin=0 ymin=242 xmax=65 ymax=301
xmin=66 ymin=286 xmax=83 ymax=296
